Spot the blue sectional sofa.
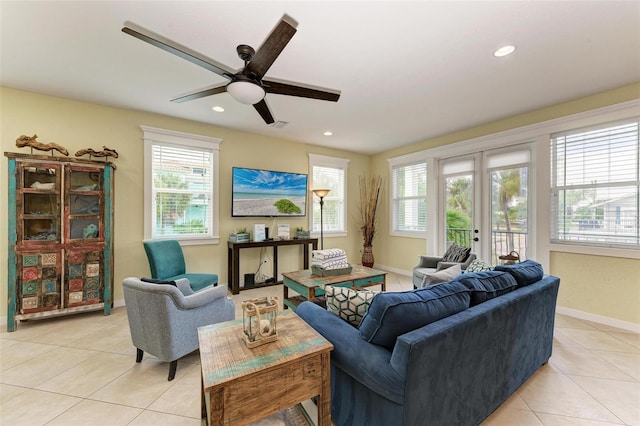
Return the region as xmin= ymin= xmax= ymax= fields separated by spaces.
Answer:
xmin=297 ymin=261 xmax=560 ymax=426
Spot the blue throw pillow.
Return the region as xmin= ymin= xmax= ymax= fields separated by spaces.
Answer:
xmin=454 ymin=271 xmax=518 ymax=306
xmin=359 ymin=281 xmax=470 ymax=350
xmin=494 ymin=260 xmax=544 ymax=288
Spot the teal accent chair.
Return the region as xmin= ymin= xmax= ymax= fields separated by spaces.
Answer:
xmin=143 ymin=239 xmax=218 ymax=292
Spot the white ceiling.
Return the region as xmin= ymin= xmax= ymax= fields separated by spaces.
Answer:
xmin=1 ymin=1 xmax=639 ymax=154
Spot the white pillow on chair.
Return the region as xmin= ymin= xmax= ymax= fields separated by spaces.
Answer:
xmin=420 ymin=264 xmax=461 ymax=288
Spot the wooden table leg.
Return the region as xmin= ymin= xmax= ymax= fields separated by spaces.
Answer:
xmin=283 ymin=281 xmax=289 ymax=309
xmin=318 ymin=352 xmax=331 ymax=426
xmin=201 ymin=374 xmax=206 ymax=421
xmin=209 ymin=388 xmax=224 ymax=426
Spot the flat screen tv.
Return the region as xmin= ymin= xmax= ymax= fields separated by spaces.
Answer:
xmin=232 ymin=167 xmax=308 ymax=217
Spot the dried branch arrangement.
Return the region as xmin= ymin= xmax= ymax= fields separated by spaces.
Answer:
xmin=359 ymin=174 xmax=384 ymax=246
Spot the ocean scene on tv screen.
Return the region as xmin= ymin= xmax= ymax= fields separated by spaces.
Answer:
xmin=233 ymin=168 xmax=307 ymax=216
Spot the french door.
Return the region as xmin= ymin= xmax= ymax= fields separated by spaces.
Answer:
xmin=439 ymin=145 xmax=532 ymax=264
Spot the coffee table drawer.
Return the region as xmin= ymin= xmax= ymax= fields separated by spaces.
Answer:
xmin=353 ymin=274 xmax=385 ymax=288
xmin=222 ymin=355 xmax=323 ymax=424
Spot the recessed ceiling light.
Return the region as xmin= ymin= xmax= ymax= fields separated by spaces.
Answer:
xmin=212 ymin=106 xmax=225 ymax=112
xmin=323 ymin=131 xmax=333 ymax=136
xmin=494 ymin=45 xmax=516 ymax=57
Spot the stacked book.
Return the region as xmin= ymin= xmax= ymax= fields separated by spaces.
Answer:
xmin=311 ymin=249 xmax=351 ymax=276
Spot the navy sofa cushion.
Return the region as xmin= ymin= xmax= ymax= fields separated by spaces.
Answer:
xmin=494 ymin=260 xmax=544 ymax=288
xmin=454 ymin=271 xmax=518 ymax=306
xmin=359 ymin=281 xmax=470 ymax=350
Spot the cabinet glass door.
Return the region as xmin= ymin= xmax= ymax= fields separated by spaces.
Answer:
xmin=67 ymin=168 xmax=103 ymax=241
xmin=20 ymin=164 xmax=61 ymax=243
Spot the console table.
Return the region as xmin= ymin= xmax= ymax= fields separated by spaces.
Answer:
xmin=227 ymin=238 xmax=318 ymax=294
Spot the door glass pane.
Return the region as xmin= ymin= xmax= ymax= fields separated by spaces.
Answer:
xmin=445 ymin=174 xmax=473 ymax=248
xmin=490 ymin=167 xmax=528 ymax=264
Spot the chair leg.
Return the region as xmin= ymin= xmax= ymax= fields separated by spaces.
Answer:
xmin=168 ymin=360 xmax=178 ymax=381
xmin=136 ymin=348 xmax=144 ymax=363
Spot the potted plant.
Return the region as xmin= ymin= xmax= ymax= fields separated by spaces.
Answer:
xmin=229 ymin=227 xmax=250 ymax=243
xmin=359 ymin=174 xmax=384 ymax=267
xmin=295 ymin=226 xmax=310 ymax=239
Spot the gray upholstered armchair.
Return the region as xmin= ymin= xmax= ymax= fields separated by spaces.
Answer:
xmin=122 ymin=277 xmax=235 ymax=380
xmin=412 ymin=252 xmax=477 ymax=288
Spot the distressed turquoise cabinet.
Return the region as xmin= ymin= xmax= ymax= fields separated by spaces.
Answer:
xmin=5 ymin=152 xmax=114 ymax=331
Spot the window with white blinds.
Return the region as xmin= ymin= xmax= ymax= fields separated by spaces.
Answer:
xmin=142 ymin=126 xmax=221 ymax=243
xmin=391 ymin=161 xmax=427 ymax=233
xmin=551 ymin=118 xmax=639 ymax=248
xmin=309 ymin=154 xmax=349 ymax=234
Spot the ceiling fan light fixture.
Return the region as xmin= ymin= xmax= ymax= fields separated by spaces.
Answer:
xmin=494 ymin=45 xmax=516 ymax=57
xmin=227 ymin=80 xmax=266 ymax=105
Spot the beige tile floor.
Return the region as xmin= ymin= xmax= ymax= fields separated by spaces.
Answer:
xmin=1 ymin=272 xmax=639 ymax=426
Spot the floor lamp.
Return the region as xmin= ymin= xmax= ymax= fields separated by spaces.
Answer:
xmin=312 ymin=189 xmax=330 ymax=250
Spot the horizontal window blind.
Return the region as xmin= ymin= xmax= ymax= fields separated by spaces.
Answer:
xmin=551 ymin=119 xmax=639 ymax=247
xmin=152 ymin=143 xmax=213 ymax=237
xmin=312 ymin=165 xmax=345 ymax=232
xmin=392 ymin=161 xmax=427 ymax=232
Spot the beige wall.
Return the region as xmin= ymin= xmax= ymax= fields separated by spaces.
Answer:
xmin=550 ymin=252 xmax=640 ymax=324
xmin=2 ymin=83 xmax=639 ymax=326
xmin=370 ymin=82 xmax=640 ymax=326
xmin=0 ymin=87 xmax=370 ymax=319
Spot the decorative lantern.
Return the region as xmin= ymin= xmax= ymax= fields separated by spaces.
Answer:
xmin=242 ymin=296 xmax=278 ymax=348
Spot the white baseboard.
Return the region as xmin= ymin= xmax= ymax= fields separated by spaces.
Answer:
xmin=556 ymin=306 xmax=640 ymax=333
xmin=373 ymin=264 xmax=412 ymax=277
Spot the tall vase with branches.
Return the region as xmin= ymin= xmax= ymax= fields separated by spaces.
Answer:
xmin=359 ymin=174 xmax=384 ymax=267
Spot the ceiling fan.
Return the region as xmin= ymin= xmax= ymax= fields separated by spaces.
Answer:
xmin=121 ymin=15 xmax=341 ymax=124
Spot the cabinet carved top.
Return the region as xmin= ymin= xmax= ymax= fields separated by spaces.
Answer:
xmin=5 ymin=152 xmax=117 ymax=169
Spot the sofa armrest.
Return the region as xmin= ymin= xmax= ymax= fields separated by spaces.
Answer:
xmin=296 ymin=301 xmax=406 ymax=404
xmin=416 ymin=255 xmax=442 ymax=269
xmin=176 ymin=284 xmax=230 ymax=310
xmin=461 ymin=253 xmax=477 ymax=269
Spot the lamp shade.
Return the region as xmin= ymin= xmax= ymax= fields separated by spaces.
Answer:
xmin=312 ymin=189 xmax=330 ymax=198
xmin=227 ymin=80 xmax=266 ymax=105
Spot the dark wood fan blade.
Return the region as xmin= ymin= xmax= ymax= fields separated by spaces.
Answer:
xmin=253 ymin=99 xmax=275 ymax=124
xmin=170 ymin=84 xmax=227 ymax=103
xmin=263 ymin=79 xmax=341 ymax=102
xmin=122 ymin=24 xmax=235 ymax=78
xmin=244 ymin=15 xmax=297 ymax=80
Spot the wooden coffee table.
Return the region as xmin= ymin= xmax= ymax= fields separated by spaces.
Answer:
xmin=198 ymin=310 xmax=333 ymax=426
xmin=282 ymin=265 xmax=387 ymax=310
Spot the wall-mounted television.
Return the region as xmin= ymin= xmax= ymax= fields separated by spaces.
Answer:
xmin=232 ymin=167 xmax=308 ymax=217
